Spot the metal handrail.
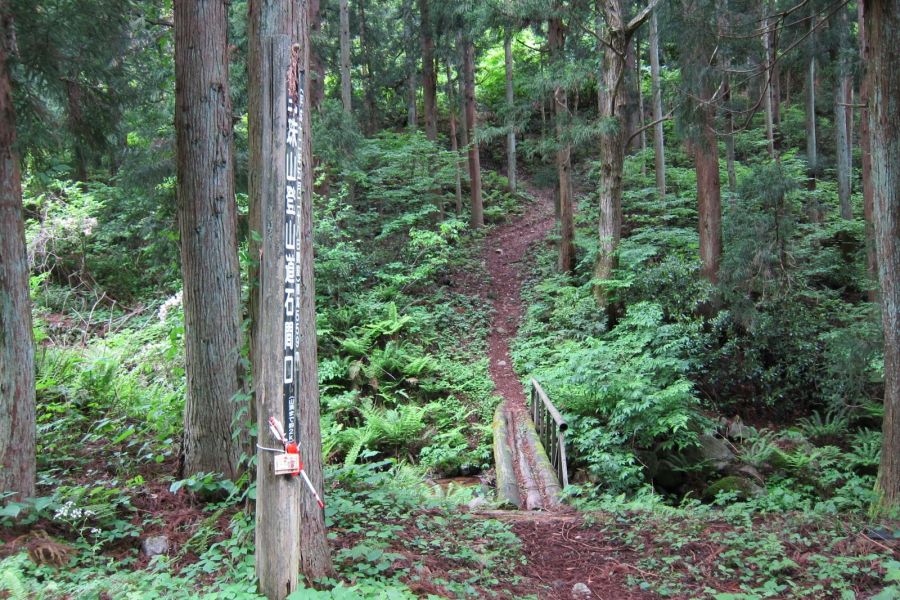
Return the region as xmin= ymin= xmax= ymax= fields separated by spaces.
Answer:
xmin=529 ymin=378 xmax=569 ymax=488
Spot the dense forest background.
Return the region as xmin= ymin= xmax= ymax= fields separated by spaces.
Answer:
xmin=1 ymin=0 xmax=899 ymax=598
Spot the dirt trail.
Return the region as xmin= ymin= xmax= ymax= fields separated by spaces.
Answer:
xmin=480 ymin=184 xmax=559 ymax=509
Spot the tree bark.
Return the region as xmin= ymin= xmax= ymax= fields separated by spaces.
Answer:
xmin=649 ymin=8 xmax=665 ymax=197
xmin=635 ymin=32 xmax=647 ymax=173
xmin=358 ymin=0 xmax=377 ymax=133
xmin=836 ymin=5 xmax=853 ymax=219
xmin=0 ymin=6 xmax=35 ymax=501
xmin=338 ymin=0 xmax=351 ymax=113
xmin=550 ymin=14 xmax=574 ymax=274
xmin=806 ymin=49 xmax=818 ymax=191
xmin=402 ymin=0 xmax=417 ymax=129
xmin=308 ymin=0 xmax=324 ymax=110
xmin=859 ymin=0 xmax=877 ymax=299
xmin=248 ymin=1 xmax=333 ymax=589
xmin=175 ymin=0 xmax=243 ymax=481
xmin=762 ymin=7 xmax=777 ymax=159
xmin=419 ymin=0 xmax=436 ymax=140
xmin=446 ymin=62 xmax=463 ymax=214
xmin=504 ymin=31 xmax=517 ymax=193
xmin=866 ymin=0 xmax=900 ymax=515
xmin=695 ymin=108 xmax=723 ymax=283
xmin=594 ymin=0 xmax=655 ymax=304
xmin=463 ymin=37 xmax=483 ymax=228
xmin=624 ymin=35 xmax=640 ymax=152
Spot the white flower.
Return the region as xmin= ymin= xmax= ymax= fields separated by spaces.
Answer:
xmin=158 ymin=290 xmax=183 ymax=322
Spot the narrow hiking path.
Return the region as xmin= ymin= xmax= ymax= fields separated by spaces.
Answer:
xmin=480 ymin=183 xmax=560 ymax=510
xmin=469 ymin=185 xmax=659 ymax=598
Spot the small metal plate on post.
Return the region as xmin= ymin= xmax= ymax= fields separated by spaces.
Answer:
xmin=274 ymin=453 xmax=300 ymax=475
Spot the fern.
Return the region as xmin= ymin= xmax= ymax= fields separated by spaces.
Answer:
xmin=0 ymin=554 xmax=31 ymax=600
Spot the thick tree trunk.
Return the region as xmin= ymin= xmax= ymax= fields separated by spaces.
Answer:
xmin=593 ymin=13 xmax=628 ymax=304
xmin=248 ymin=1 xmax=333 ymax=589
xmin=175 ymin=0 xmax=243 ymax=481
xmin=649 ymin=9 xmax=665 ymax=197
xmin=308 ymin=0 xmax=324 ymax=110
xmin=550 ymin=15 xmax=574 ymax=274
xmin=859 ymin=1 xmax=877 ymax=298
xmin=695 ymin=108 xmax=722 ymax=283
xmin=463 ymin=38 xmax=483 ymax=228
xmin=593 ymin=0 xmax=654 ymax=304
xmin=866 ymin=0 xmax=900 ymax=515
xmin=419 ymin=0 xmax=436 ymax=140
xmin=339 ymin=0 xmax=351 ymax=113
xmin=504 ymin=32 xmax=517 ymax=193
xmin=0 ymin=7 xmax=35 ymax=501
xmin=836 ymin=6 xmax=853 ymax=219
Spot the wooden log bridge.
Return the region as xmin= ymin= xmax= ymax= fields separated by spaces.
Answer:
xmin=493 ymin=378 xmax=569 ymax=510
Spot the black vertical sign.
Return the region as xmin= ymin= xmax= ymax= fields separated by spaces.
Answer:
xmin=283 ymin=48 xmax=304 ymax=445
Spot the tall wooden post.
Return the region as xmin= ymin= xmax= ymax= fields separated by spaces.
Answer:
xmin=252 ymin=36 xmax=302 ymax=600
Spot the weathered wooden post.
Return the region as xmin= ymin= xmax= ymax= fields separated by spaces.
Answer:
xmin=249 ymin=0 xmax=333 ymax=594
xmin=251 ymin=35 xmax=301 ymax=599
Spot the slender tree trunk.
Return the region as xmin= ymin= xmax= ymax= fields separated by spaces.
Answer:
xmin=649 ymin=9 xmax=666 ymax=197
xmin=248 ymin=0 xmax=333 ymax=589
xmin=635 ymin=32 xmax=647 ymax=174
xmin=624 ymin=37 xmax=640 ymax=152
xmin=806 ymin=51 xmax=818 ymax=191
xmin=402 ymin=0 xmax=416 ymax=128
xmin=763 ymin=8 xmax=777 ymax=159
xmin=859 ymin=0 xmax=877 ymax=298
xmin=723 ymin=72 xmax=737 ymax=195
xmin=504 ymin=31 xmax=517 ymax=193
xmin=175 ymin=0 xmax=243 ymax=481
xmin=0 ymin=7 xmax=35 ymax=501
xmin=358 ymin=0 xmax=376 ymax=133
xmin=419 ymin=0 xmax=436 ymax=140
xmin=405 ymin=44 xmax=417 ymax=126
xmin=445 ymin=62 xmax=463 ymax=213
xmin=308 ymin=0 xmax=324 ymax=110
xmin=866 ymin=0 xmax=900 ymax=516
xmin=463 ymin=37 xmax=483 ymax=228
xmin=550 ymin=14 xmax=574 ymax=273
xmin=836 ymin=5 xmax=853 ymax=219
xmin=339 ymin=0 xmax=351 ymax=113
xmin=456 ymin=34 xmax=468 ymax=154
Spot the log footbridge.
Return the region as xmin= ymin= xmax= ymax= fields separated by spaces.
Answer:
xmin=493 ymin=378 xmax=569 ymax=510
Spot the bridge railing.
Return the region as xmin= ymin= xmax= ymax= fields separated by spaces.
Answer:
xmin=528 ymin=378 xmax=568 ymax=488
